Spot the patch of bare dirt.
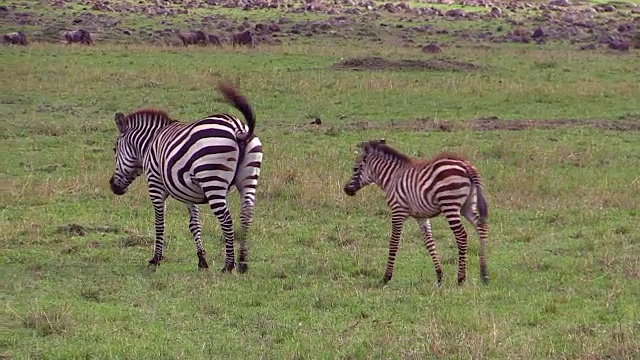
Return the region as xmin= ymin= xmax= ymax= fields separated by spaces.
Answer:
xmin=332 ymin=56 xmax=480 ymax=71
xmin=120 ymin=234 xmax=153 ymax=247
xmin=55 ymin=223 xmax=123 ymax=236
xmin=469 ymin=117 xmax=640 ymax=131
xmin=305 ymin=116 xmax=640 ymax=133
xmin=55 ymin=223 xmax=153 ymax=248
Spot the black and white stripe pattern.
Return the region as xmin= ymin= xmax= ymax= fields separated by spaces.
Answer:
xmin=109 ymin=84 xmax=262 ymax=273
xmin=343 ymin=139 xmax=489 ymax=285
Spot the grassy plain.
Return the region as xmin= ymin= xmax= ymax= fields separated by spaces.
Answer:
xmin=2 ymin=38 xmax=640 ymax=360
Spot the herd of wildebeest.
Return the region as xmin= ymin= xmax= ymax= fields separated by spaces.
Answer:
xmin=3 ymin=28 xmax=254 ymax=47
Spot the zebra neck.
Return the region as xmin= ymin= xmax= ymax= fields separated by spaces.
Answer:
xmin=372 ymin=157 xmax=404 ymax=193
xmin=131 ymin=126 xmax=164 ymax=163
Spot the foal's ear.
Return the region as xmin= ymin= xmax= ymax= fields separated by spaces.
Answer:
xmin=379 ymin=138 xmax=386 ymax=144
xmin=114 ymin=113 xmax=127 ymax=133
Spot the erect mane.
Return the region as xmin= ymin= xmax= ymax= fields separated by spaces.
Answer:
xmin=366 ymin=140 xmax=471 ymax=166
xmin=428 ymin=152 xmax=469 ymax=163
xmin=126 ymin=108 xmax=178 ymax=124
xmin=367 ymin=141 xmax=411 ymax=163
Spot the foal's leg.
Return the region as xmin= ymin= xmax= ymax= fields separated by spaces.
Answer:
xmin=418 ymin=218 xmax=444 ymax=286
xmin=443 ymin=207 xmax=468 ymax=285
xmin=462 ymin=199 xmax=489 ymax=284
xmin=382 ymin=208 xmax=408 ymax=284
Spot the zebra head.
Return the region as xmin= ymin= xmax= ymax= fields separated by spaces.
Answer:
xmin=109 ymin=112 xmax=143 ymax=195
xmin=344 ymin=138 xmax=386 ymax=196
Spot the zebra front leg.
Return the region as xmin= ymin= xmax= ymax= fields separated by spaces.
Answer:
xmin=149 ymin=194 xmax=167 ymax=268
xmin=208 ymin=199 xmax=235 ymax=273
xmin=445 ymin=212 xmax=469 ymax=285
xmin=187 ymin=204 xmax=208 ymax=270
xmin=418 ymin=218 xmax=444 ymax=286
xmin=382 ymin=210 xmax=408 ymax=284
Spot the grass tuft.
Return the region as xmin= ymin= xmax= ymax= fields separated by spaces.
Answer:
xmin=20 ymin=305 xmax=74 ymax=337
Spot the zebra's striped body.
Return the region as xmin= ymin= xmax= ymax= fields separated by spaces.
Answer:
xmin=343 ymin=139 xmax=489 ymax=285
xmin=109 ymin=84 xmax=262 ymax=273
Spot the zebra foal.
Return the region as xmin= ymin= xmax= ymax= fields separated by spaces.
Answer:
xmin=109 ymin=83 xmax=263 ymax=273
xmin=343 ymin=139 xmax=489 ymax=285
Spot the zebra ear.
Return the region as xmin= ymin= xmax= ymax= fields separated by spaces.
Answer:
xmin=379 ymin=138 xmax=386 ymax=144
xmin=114 ymin=113 xmax=127 ymax=133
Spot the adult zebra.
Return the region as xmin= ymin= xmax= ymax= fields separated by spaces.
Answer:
xmin=343 ymin=139 xmax=489 ymax=286
xmin=109 ymin=84 xmax=263 ymax=273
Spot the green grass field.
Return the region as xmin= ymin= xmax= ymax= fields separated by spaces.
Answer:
xmin=2 ymin=36 xmax=640 ymax=360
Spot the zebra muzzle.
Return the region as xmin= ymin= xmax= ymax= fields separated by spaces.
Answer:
xmin=109 ymin=176 xmax=127 ymax=195
xmin=343 ymin=185 xmax=357 ymax=196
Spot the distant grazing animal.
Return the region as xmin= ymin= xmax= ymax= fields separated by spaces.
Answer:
xmin=3 ymin=31 xmax=28 ymax=45
xmin=231 ymin=30 xmax=253 ymax=47
xmin=343 ymin=139 xmax=489 ymax=286
xmin=65 ymin=29 xmax=93 ymax=45
xmin=178 ymin=30 xmax=207 ymax=46
xmin=208 ymin=34 xmax=221 ymax=46
xmin=109 ymin=83 xmax=263 ymax=273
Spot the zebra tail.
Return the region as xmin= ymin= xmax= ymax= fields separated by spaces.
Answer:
xmin=218 ymin=82 xmax=255 ymax=141
xmin=464 ymin=162 xmax=488 ymax=224
xmin=475 ymin=185 xmax=488 ymax=225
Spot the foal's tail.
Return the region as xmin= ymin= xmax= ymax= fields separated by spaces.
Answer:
xmin=464 ymin=162 xmax=488 ymax=225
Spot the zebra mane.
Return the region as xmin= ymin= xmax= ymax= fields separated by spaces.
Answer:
xmin=428 ymin=152 xmax=469 ymax=163
xmin=366 ymin=141 xmax=411 ymax=163
xmin=366 ymin=141 xmax=469 ymax=166
xmin=125 ymin=108 xmax=178 ymax=124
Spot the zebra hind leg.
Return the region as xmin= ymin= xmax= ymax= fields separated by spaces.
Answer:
xmin=461 ymin=200 xmax=489 ymax=285
xmin=206 ymin=197 xmax=236 ymax=273
xmin=444 ymin=211 xmax=469 ymax=285
xmin=236 ymin=198 xmax=255 ymax=274
xmin=187 ymin=204 xmax=209 ymax=270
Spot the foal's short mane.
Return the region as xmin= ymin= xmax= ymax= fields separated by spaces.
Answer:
xmin=126 ymin=108 xmax=178 ymax=124
xmin=428 ymin=152 xmax=469 ymax=163
xmin=368 ymin=141 xmax=469 ymax=166
xmin=368 ymin=141 xmax=412 ymax=163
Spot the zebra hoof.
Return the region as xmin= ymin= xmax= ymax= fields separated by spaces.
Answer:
xmin=148 ymin=256 xmax=162 ymax=266
xmin=481 ymin=276 xmax=490 ymax=285
xmin=197 ymin=253 xmax=209 ymax=270
xmin=238 ymin=262 xmax=248 ymax=274
xmin=381 ymin=274 xmax=392 ymax=284
xmin=457 ymin=277 xmax=466 ymax=286
xmin=220 ymin=265 xmax=234 ymax=273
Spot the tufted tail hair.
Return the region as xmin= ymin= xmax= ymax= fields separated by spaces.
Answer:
xmin=218 ymin=82 xmax=255 ymax=141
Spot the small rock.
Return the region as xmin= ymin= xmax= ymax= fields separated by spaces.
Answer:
xmin=532 ymin=27 xmax=545 ymax=38
xmin=617 ymin=23 xmax=634 ymax=32
xmin=608 ymin=40 xmax=629 ymax=51
xmin=421 ymin=43 xmax=443 ymax=53
xmin=445 ymin=8 xmax=466 ymax=17
xmin=487 ymin=7 xmax=502 ymax=18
